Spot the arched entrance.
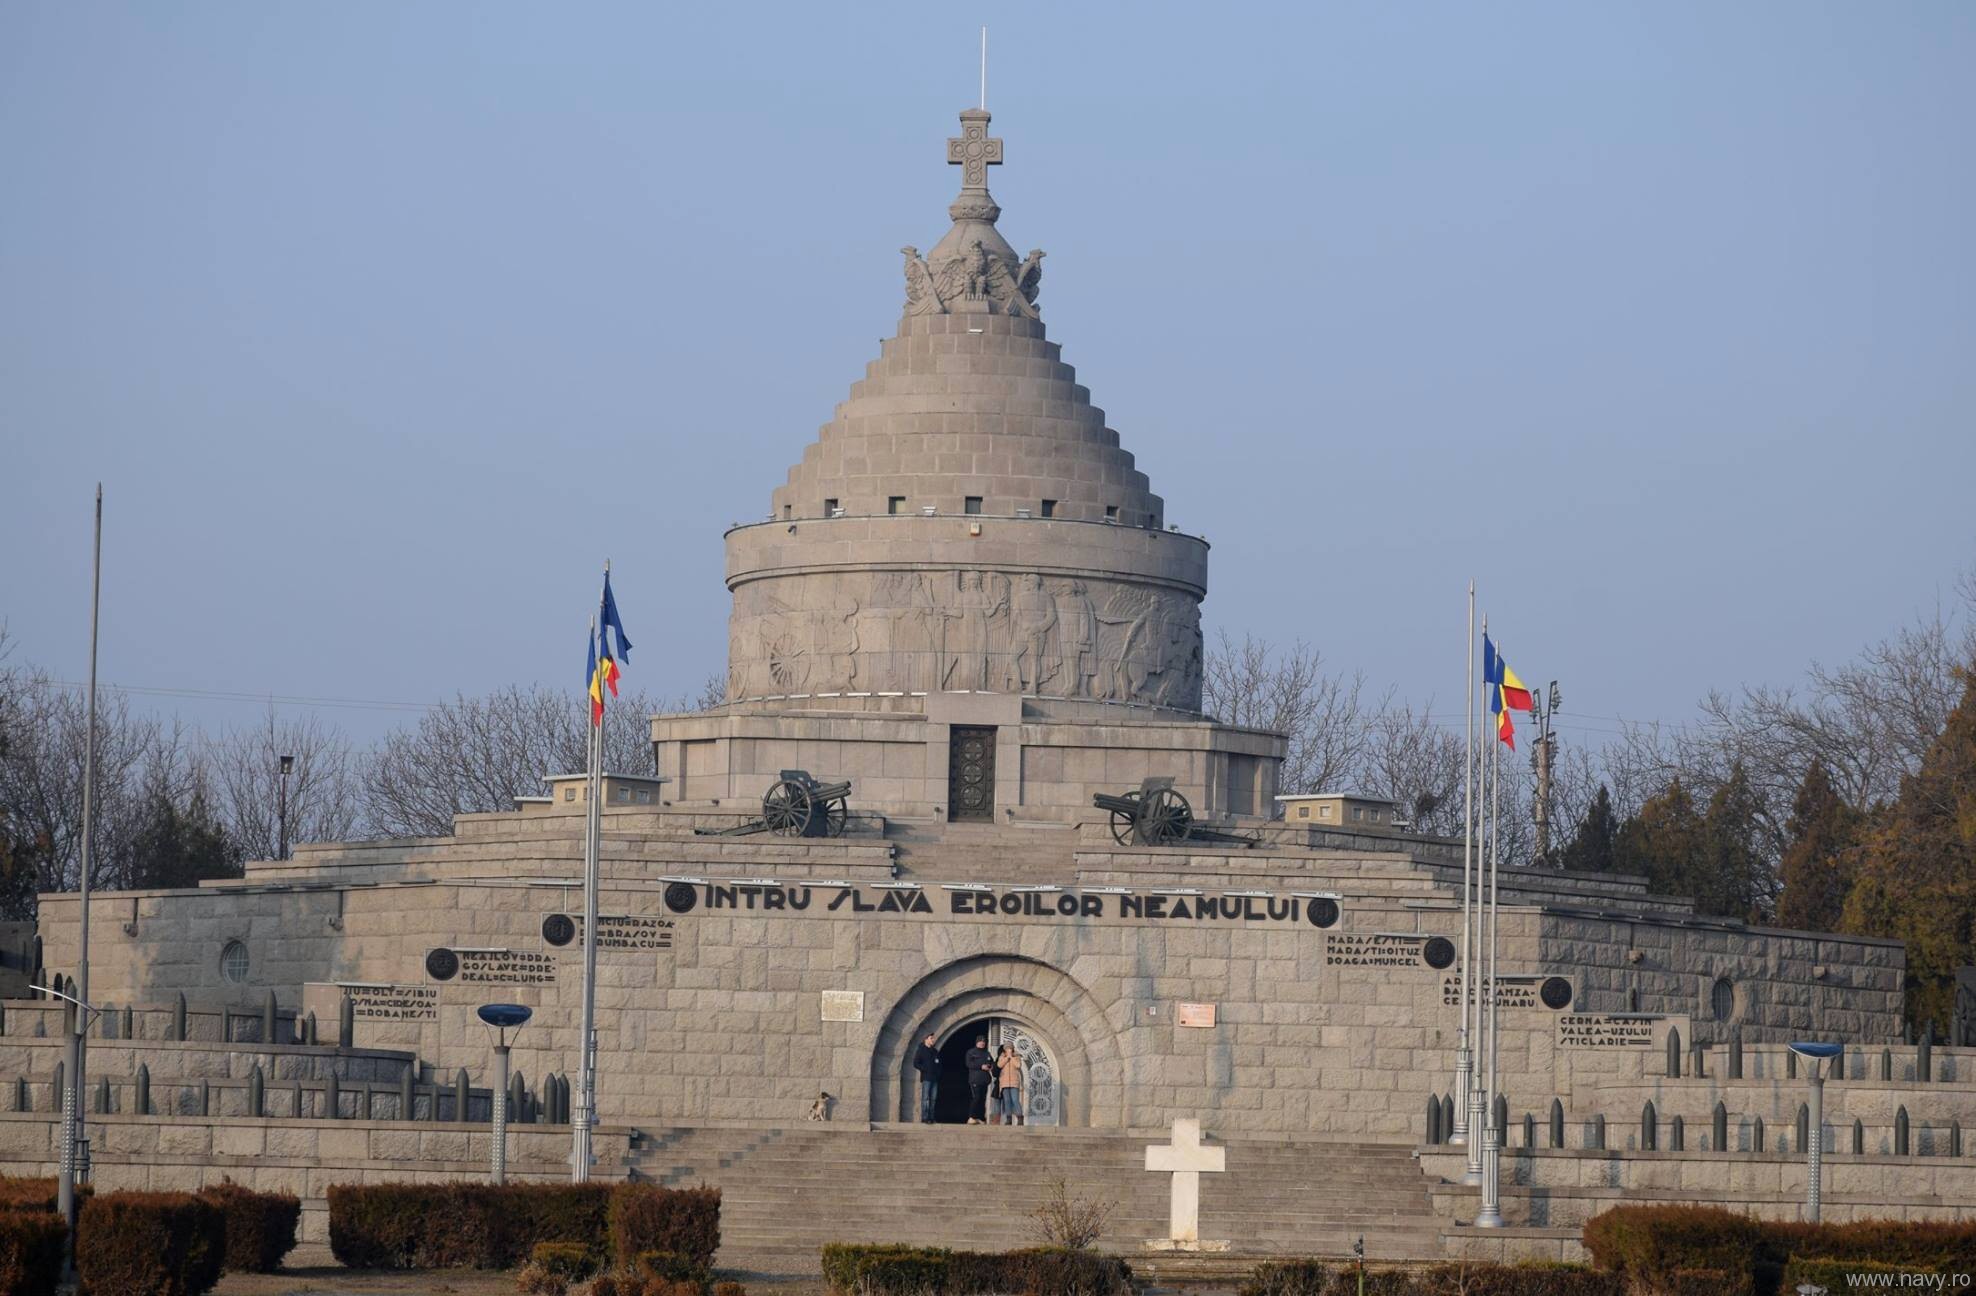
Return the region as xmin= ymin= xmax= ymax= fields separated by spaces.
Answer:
xmin=930 ymin=1016 xmax=1063 ymax=1125
xmin=868 ymin=954 xmax=1123 ymax=1127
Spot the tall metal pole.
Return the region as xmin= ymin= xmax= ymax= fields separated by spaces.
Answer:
xmin=1464 ymin=615 xmax=1488 ymax=1184
xmin=60 ymin=484 xmax=103 ymax=1275
xmin=1477 ymin=711 xmax=1506 ymax=1227
xmin=572 ymin=595 xmax=604 ymax=1182
xmin=1806 ymin=1059 xmax=1824 ymax=1222
xmin=278 ymin=756 xmax=291 ymax=860
xmin=492 ymin=1038 xmax=511 ymax=1185
xmin=1452 ymin=583 xmax=1474 ymax=1149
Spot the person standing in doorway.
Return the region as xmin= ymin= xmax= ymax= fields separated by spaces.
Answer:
xmin=996 ymin=1043 xmax=1025 ymax=1127
xmin=964 ymin=1034 xmax=994 ymax=1124
xmin=912 ymin=1031 xmax=940 ymax=1123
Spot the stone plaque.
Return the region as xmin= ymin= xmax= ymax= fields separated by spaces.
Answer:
xmin=1177 ymin=1002 xmax=1217 ymax=1028
xmin=425 ymin=948 xmax=556 ymax=986
xmin=820 ymin=990 xmax=865 ymax=1023
xmin=1441 ymin=973 xmax=1575 ymax=1012
xmin=1557 ymin=1014 xmax=1659 ymax=1048
xmin=340 ymin=984 xmax=439 ymax=1022
xmin=1324 ymin=932 xmax=1449 ymax=969
xmin=542 ymin=913 xmax=673 ymax=952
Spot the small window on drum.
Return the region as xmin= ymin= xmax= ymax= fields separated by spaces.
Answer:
xmin=220 ymin=940 xmax=250 ymax=984
xmin=1710 ymin=976 xmax=1736 ymax=1023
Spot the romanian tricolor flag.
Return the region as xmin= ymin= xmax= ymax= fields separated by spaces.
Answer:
xmin=1483 ymin=634 xmax=1535 ymax=749
xmin=586 ymin=571 xmax=634 ymax=727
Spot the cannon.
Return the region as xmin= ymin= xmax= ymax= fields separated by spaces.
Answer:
xmin=694 ymin=770 xmax=851 ymax=838
xmin=1092 ymin=777 xmax=1256 ymax=848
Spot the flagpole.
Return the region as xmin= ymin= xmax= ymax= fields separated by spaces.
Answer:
xmin=1463 ymin=613 xmax=1487 ymax=1184
xmin=1476 ymin=665 xmax=1506 ymax=1227
xmin=58 ymin=485 xmax=102 ymax=1279
xmin=573 ymin=593 xmax=603 ymax=1183
xmin=1451 ymin=583 xmax=1474 ymax=1150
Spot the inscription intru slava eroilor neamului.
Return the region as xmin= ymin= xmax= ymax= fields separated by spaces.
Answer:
xmin=656 ymin=878 xmax=1343 ymax=927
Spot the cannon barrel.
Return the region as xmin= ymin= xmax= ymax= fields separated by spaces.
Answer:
xmin=1091 ymin=792 xmax=1144 ymax=816
xmin=807 ymin=780 xmax=852 ymax=803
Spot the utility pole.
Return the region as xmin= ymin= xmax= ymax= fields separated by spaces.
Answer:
xmin=1530 ymin=681 xmax=1562 ymax=863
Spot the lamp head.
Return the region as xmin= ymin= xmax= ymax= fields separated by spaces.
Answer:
xmin=1788 ymin=1041 xmax=1843 ymax=1061
xmin=477 ymin=1004 xmax=533 ymax=1030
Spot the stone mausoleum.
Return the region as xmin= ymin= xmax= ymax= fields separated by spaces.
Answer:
xmin=15 ymin=106 xmax=1973 ymax=1265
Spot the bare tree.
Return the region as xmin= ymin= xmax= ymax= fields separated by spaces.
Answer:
xmin=362 ymin=684 xmax=661 ymax=839
xmin=1202 ymin=632 xmax=1373 ymax=796
xmin=1356 ymin=699 xmax=1466 ymax=839
xmin=207 ymin=709 xmax=363 ymax=861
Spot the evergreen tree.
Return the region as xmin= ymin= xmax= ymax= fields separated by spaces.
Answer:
xmin=1699 ymin=764 xmax=1769 ymax=922
xmin=1615 ymin=778 xmax=1707 ymax=905
xmin=1559 ymin=785 xmax=1619 ymax=873
xmin=1843 ymin=669 xmax=1976 ymax=1032
xmin=127 ymin=789 xmax=242 ymax=890
xmin=1776 ymin=759 xmax=1861 ymax=933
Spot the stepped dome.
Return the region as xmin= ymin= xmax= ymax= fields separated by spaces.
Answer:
xmin=724 ymin=108 xmax=1207 ymax=715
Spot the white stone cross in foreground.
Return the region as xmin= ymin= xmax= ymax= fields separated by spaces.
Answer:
xmin=1144 ymin=1118 xmax=1229 ymax=1251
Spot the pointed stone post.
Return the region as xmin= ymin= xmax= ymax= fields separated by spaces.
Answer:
xmin=1671 ymin=1115 xmax=1685 ymax=1152
xmin=304 ymin=1012 xmax=317 ymax=1046
xmin=1728 ymin=1028 xmax=1743 ymax=1080
xmin=1426 ymin=1096 xmax=1442 ymax=1144
xmin=338 ymin=995 xmax=355 ymax=1049
xmin=1881 ymin=1048 xmax=1893 ymax=1081
xmin=1642 ymin=1101 xmax=1657 ymax=1151
xmin=290 ymin=1081 xmax=302 ymax=1119
xmin=1691 ymin=1038 xmax=1706 ymax=1078
xmin=1896 ymin=1106 xmax=1910 ymax=1156
xmin=14 ymin=1077 xmax=27 ymax=1113
xmin=400 ymin=1070 xmax=415 ymax=1121
xmin=173 ymin=993 xmax=187 ymax=1042
xmin=455 ymin=1068 xmax=470 ymax=1122
xmin=326 ymin=1072 xmax=341 ymax=1120
xmin=249 ymin=1065 xmax=264 ymax=1117
xmin=1787 ymin=1049 xmax=1798 ymax=1080
xmin=1549 ymin=1098 xmax=1565 ymax=1149
xmin=1521 ymin=1113 xmax=1534 ymax=1149
xmin=1918 ymin=1023 xmax=1933 ymax=1082
xmin=1442 ymin=1094 xmax=1455 ymax=1143
xmin=94 ymin=1077 xmax=110 ymax=1114
xmin=1666 ymin=1027 xmax=1682 ymax=1079
xmin=1796 ymin=1102 xmax=1809 ymax=1152
xmin=1493 ymin=1092 xmax=1508 ymax=1139
xmin=198 ymin=1080 xmax=210 ymax=1117
xmin=263 ymin=992 xmax=278 ymax=1045
xmin=135 ymin=1064 xmax=150 ymax=1117
xmin=1591 ymin=1114 xmax=1606 ymax=1150
xmin=50 ymin=1060 xmax=63 ymax=1116
xmin=1753 ymin=1116 xmax=1765 ymax=1153
xmin=1712 ymin=1101 xmax=1728 ymax=1151
xmin=121 ymin=1005 xmax=134 ymax=1040
xmin=1952 ymin=1120 xmax=1963 ymax=1158
xmin=1852 ymin=1118 xmax=1864 ymax=1155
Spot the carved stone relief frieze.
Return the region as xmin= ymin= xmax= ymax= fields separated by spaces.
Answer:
xmin=727 ymin=570 xmax=1201 ymax=710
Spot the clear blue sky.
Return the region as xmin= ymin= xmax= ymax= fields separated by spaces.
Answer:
xmin=3 ymin=3 xmax=1972 ymax=753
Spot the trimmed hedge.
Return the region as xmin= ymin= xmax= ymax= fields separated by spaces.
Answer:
xmin=76 ymin=1191 xmax=227 ymax=1296
xmin=198 ymin=1182 xmax=301 ymax=1274
xmin=1239 ymin=1261 xmax=1621 ymax=1296
xmin=820 ymin=1243 xmax=1133 ymax=1296
xmin=611 ymin=1185 xmax=723 ymax=1269
xmin=1584 ymin=1205 xmax=1976 ymax=1295
xmin=0 ymin=1211 xmax=65 ymax=1296
xmin=1783 ymin=1257 xmax=1955 ymax=1290
xmin=328 ymin=1181 xmax=719 ymax=1272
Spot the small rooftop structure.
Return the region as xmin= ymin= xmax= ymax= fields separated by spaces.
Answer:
xmin=518 ymin=772 xmax=670 ymax=814
xmin=1273 ymin=792 xmax=1405 ymax=834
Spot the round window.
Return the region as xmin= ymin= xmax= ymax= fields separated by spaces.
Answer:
xmin=220 ymin=940 xmax=250 ymax=984
xmin=1710 ymin=976 xmax=1736 ymax=1023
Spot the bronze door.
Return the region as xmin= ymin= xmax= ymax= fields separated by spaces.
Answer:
xmin=947 ymin=726 xmax=996 ymax=821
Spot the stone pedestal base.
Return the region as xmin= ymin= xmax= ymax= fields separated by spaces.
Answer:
xmin=1144 ymin=1238 xmax=1232 ymax=1253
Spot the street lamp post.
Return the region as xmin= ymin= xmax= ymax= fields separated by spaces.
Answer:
xmin=44 ymin=981 xmax=101 ymax=1280
xmin=478 ymin=1004 xmax=533 ymax=1184
xmin=278 ymin=754 xmax=295 ymax=860
xmin=1789 ymin=1041 xmax=1843 ymax=1223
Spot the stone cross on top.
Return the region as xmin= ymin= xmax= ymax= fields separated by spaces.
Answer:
xmin=1144 ymin=1118 xmax=1229 ymax=1251
xmin=948 ymin=108 xmax=1003 ymax=190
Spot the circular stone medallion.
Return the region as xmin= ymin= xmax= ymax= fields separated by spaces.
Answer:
xmin=1422 ymin=936 xmax=1457 ymax=970
xmin=425 ymin=947 xmax=460 ymax=982
xmin=1540 ymin=976 xmax=1574 ymax=1010
xmin=1306 ymin=898 xmax=1341 ymax=929
xmin=664 ymin=882 xmax=699 ymax=914
xmin=542 ymin=914 xmax=576 ymax=947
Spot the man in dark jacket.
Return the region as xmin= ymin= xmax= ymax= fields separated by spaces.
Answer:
xmin=912 ymin=1031 xmax=940 ymax=1122
xmin=963 ymin=1035 xmax=994 ymax=1124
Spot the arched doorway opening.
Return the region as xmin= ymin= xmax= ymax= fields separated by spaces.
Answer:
xmin=930 ymin=1016 xmax=1062 ymax=1125
xmin=868 ymin=954 xmax=1123 ymax=1127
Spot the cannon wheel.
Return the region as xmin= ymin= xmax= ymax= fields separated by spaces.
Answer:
xmin=1142 ymin=787 xmax=1194 ymax=845
xmin=1108 ymin=797 xmax=1141 ymax=846
xmin=763 ymin=780 xmax=814 ymax=837
xmin=821 ymin=796 xmax=848 ymax=838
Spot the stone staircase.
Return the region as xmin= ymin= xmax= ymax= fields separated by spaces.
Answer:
xmin=619 ymin=1123 xmax=1444 ymax=1275
xmin=885 ymin=820 xmax=1079 ymax=886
